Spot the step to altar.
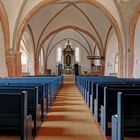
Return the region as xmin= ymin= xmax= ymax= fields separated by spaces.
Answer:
xmin=63 ymin=75 xmax=75 ymax=84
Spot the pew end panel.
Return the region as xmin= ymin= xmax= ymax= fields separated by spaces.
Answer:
xmin=26 ymin=115 xmax=33 ymax=140
xmin=112 ymin=115 xmax=118 ymax=140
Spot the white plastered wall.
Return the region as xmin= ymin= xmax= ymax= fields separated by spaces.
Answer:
xmin=105 ymin=31 xmax=118 ymax=76
xmin=133 ymin=15 xmax=140 ymax=78
xmin=23 ymin=32 xmax=35 ymax=75
xmin=47 ymin=46 xmax=57 ymax=75
xmin=0 ymin=24 xmax=8 ymax=77
xmin=39 ymin=48 xmax=44 ymax=74
xmin=80 ymin=45 xmax=91 ymax=74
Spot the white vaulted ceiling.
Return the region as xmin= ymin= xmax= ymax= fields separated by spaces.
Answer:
xmin=28 ymin=1 xmax=112 ymax=57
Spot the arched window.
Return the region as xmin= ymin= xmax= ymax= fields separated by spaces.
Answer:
xmin=75 ymin=47 xmax=80 ymax=62
xmin=57 ymin=47 xmax=62 ymax=62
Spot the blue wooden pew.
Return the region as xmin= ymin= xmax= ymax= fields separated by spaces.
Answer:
xmin=0 ymin=87 xmax=41 ymax=135
xmin=112 ymin=92 xmax=140 ymax=140
xmin=0 ymin=76 xmax=62 ymax=106
xmin=0 ymin=92 xmax=32 ymax=140
xmin=103 ymin=87 xmax=140 ymax=136
xmin=0 ymin=84 xmax=46 ymax=121
xmin=95 ymin=83 xmax=139 ymax=122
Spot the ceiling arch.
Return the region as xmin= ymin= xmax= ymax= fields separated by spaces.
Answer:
xmin=27 ymin=24 xmax=35 ymax=53
xmin=15 ymin=0 xmax=123 ymax=54
xmin=128 ymin=1 xmax=140 ymax=77
xmin=45 ymin=37 xmax=92 ymax=67
xmin=46 ymin=37 xmax=91 ymax=58
xmin=44 ymin=29 xmax=93 ymax=57
xmin=36 ymin=25 xmax=101 ymax=60
xmin=129 ymin=1 xmax=140 ymax=52
xmin=35 ymin=3 xmax=103 ymax=50
xmin=36 ymin=3 xmax=71 ymax=48
xmin=15 ymin=0 xmax=124 ymax=76
xmin=104 ymin=25 xmax=113 ymax=56
xmin=0 ymin=1 xmax=10 ymax=54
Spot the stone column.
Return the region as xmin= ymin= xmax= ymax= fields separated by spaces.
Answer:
xmin=118 ymin=52 xmax=124 ymax=78
xmin=101 ymin=59 xmax=105 ymax=76
xmin=35 ymin=59 xmax=39 ymax=75
xmin=127 ymin=49 xmax=134 ymax=78
xmin=5 ymin=53 xmax=16 ymax=77
xmin=15 ymin=52 xmax=22 ymax=76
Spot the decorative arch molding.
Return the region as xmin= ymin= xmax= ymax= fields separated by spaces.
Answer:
xmin=104 ymin=25 xmax=113 ymax=57
xmin=45 ymin=29 xmax=93 ymax=58
xmin=0 ymin=1 xmax=14 ymax=76
xmin=27 ymin=24 xmax=35 ymax=54
xmin=76 ymin=30 xmax=93 ymax=56
xmin=36 ymin=3 xmax=103 ymax=50
xmin=46 ymin=37 xmax=91 ymax=58
xmin=15 ymin=0 xmax=124 ymax=76
xmin=36 ymin=25 xmax=101 ymax=60
xmin=0 ymin=1 xmax=10 ymax=54
xmin=128 ymin=2 xmax=140 ymax=77
xmin=104 ymin=26 xmax=114 ymax=75
xmin=12 ymin=0 xmax=27 ymax=51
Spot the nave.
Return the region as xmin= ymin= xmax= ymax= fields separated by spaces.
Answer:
xmin=35 ymin=83 xmax=106 ymax=140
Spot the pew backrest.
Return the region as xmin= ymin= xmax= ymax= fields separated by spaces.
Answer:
xmin=0 ymin=92 xmax=28 ymax=140
xmin=117 ymin=92 xmax=140 ymax=140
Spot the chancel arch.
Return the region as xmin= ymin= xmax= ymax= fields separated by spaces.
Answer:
xmin=37 ymin=25 xmax=101 ymax=61
xmin=44 ymin=29 xmax=93 ymax=59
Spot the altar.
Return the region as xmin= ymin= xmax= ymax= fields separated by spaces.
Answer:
xmin=62 ymin=40 xmax=75 ymax=75
xmin=64 ymin=68 xmax=73 ymax=75
xmin=57 ymin=40 xmax=80 ymax=76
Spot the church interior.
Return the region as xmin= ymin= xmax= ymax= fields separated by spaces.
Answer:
xmin=1 ymin=0 xmax=140 ymax=140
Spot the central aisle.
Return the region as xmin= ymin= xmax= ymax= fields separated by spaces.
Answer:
xmin=35 ymin=83 xmax=107 ymax=140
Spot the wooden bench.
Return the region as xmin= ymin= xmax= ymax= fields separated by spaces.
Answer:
xmin=0 ymin=92 xmax=32 ymax=140
xmin=112 ymin=92 xmax=140 ymax=140
xmin=102 ymin=88 xmax=140 ymax=136
xmin=3 ymin=84 xmax=47 ymax=120
xmin=95 ymin=83 xmax=139 ymax=122
xmin=0 ymin=87 xmax=41 ymax=135
xmin=0 ymin=76 xmax=62 ymax=115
